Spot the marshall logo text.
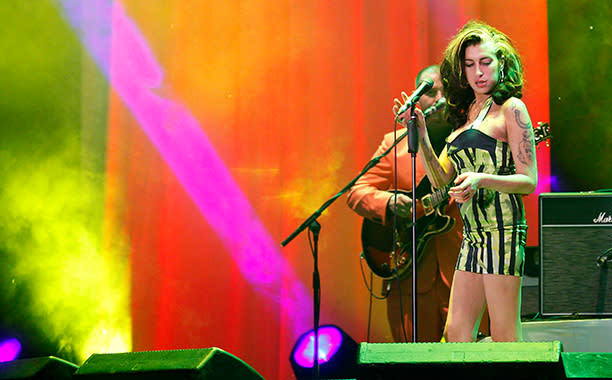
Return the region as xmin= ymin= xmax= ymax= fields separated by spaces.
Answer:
xmin=593 ymin=212 xmax=612 ymax=223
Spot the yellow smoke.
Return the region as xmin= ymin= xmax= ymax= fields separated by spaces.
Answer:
xmin=1 ymin=140 xmax=131 ymax=364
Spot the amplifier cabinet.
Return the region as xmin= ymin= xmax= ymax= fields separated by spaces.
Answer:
xmin=539 ymin=192 xmax=612 ymax=316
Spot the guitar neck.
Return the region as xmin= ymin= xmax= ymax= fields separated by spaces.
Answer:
xmin=418 ymin=183 xmax=451 ymax=216
xmin=427 ymin=184 xmax=451 ymax=207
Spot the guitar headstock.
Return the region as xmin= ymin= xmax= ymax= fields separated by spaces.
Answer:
xmin=534 ymin=121 xmax=551 ymax=147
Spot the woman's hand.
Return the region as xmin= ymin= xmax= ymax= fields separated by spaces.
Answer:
xmin=392 ymin=91 xmax=410 ymax=124
xmin=392 ymin=93 xmax=427 ymax=134
xmin=448 ymin=172 xmax=485 ymax=203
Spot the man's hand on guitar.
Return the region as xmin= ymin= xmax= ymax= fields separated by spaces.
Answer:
xmin=387 ymin=193 xmax=413 ymax=217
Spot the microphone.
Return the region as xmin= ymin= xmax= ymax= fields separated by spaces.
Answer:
xmin=395 ymin=78 xmax=434 ymax=119
xmin=423 ymin=97 xmax=446 ymax=118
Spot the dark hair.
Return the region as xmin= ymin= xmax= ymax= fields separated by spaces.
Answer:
xmin=440 ymin=21 xmax=524 ymax=128
xmin=415 ymin=65 xmax=440 ymax=87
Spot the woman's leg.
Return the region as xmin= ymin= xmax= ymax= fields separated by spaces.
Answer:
xmin=483 ymin=274 xmax=522 ymax=341
xmin=443 ymin=270 xmax=487 ymax=342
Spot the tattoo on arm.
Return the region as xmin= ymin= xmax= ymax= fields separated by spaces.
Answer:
xmin=513 ymin=105 xmax=535 ymax=165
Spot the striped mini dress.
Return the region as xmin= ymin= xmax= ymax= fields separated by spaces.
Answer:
xmin=446 ymin=115 xmax=527 ymax=276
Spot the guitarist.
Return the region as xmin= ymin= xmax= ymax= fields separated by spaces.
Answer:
xmin=347 ymin=65 xmax=489 ymax=342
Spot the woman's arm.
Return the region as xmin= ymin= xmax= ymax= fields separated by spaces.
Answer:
xmin=504 ymin=97 xmax=538 ymax=193
xmin=412 ymin=108 xmax=456 ymax=189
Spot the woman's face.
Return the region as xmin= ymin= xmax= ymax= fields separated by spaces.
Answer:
xmin=463 ymin=41 xmax=501 ymax=96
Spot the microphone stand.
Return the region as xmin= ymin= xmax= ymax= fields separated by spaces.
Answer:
xmin=281 ymin=122 xmax=417 ymax=379
xmin=406 ymin=105 xmax=419 ymax=343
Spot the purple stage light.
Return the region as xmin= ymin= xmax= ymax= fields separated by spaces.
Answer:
xmin=290 ymin=325 xmax=358 ymax=380
xmin=292 ymin=325 xmax=343 ymax=368
xmin=0 ymin=338 xmax=21 ymax=363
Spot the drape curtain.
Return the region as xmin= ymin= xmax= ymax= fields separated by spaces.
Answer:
xmin=104 ymin=1 xmax=549 ymax=379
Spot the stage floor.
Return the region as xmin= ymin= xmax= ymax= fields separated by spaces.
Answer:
xmin=481 ymin=318 xmax=612 ymax=352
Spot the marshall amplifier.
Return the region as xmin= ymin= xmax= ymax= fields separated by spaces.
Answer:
xmin=539 ymin=192 xmax=612 ymax=316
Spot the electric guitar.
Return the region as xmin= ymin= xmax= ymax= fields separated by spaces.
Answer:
xmin=361 ymin=122 xmax=551 ymax=280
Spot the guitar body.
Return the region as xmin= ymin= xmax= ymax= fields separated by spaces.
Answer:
xmin=361 ymin=188 xmax=455 ymax=280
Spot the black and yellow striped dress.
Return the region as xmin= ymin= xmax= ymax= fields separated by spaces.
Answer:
xmin=446 ymin=109 xmax=526 ymax=276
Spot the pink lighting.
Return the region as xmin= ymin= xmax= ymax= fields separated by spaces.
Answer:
xmin=56 ymin=0 xmax=312 ymax=335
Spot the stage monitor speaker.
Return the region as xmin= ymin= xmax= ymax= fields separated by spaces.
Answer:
xmin=561 ymin=352 xmax=612 ymax=379
xmin=73 ymin=348 xmax=265 ymax=380
xmin=0 ymin=356 xmax=78 ymax=380
xmin=357 ymin=341 xmax=564 ymax=379
xmin=539 ymin=192 xmax=612 ymax=316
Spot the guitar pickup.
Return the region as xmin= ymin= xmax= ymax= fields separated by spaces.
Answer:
xmin=421 ymin=194 xmax=435 ymax=216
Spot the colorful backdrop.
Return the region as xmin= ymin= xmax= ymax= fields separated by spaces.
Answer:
xmin=0 ymin=1 xmax=555 ymax=379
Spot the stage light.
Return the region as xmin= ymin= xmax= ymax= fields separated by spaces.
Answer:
xmin=290 ymin=324 xmax=358 ymax=380
xmin=0 ymin=338 xmax=21 ymax=363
